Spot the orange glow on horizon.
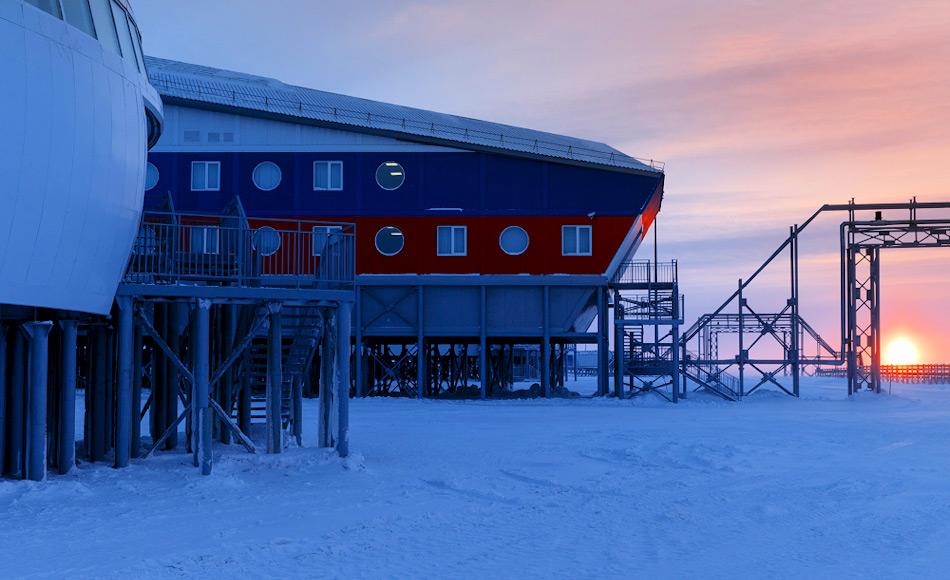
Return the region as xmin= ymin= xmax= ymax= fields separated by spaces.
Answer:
xmin=884 ymin=337 xmax=921 ymax=365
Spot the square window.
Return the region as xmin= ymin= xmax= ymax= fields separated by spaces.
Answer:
xmin=437 ymin=226 xmax=467 ymax=256
xmin=190 ymin=226 xmax=220 ymax=255
xmin=191 ymin=161 xmax=221 ymax=191
xmin=562 ymin=225 xmax=592 ymax=256
xmin=312 ymin=226 xmax=343 ymax=256
xmin=314 ymin=161 xmax=343 ymax=191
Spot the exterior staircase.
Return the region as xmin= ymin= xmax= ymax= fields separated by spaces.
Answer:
xmin=232 ymin=306 xmax=324 ymax=428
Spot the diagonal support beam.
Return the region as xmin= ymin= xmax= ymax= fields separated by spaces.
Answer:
xmin=209 ymin=398 xmax=256 ymax=454
xmin=135 ymin=306 xmax=195 ymax=385
xmin=145 ymin=404 xmax=191 ymax=458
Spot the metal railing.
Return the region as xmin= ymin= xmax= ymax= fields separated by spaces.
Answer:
xmin=124 ymin=211 xmax=356 ymax=290
xmin=612 ymin=259 xmax=678 ymax=286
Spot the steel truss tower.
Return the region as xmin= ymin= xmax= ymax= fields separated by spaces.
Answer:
xmin=681 ymin=199 xmax=950 ymax=399
xmin=611 ymin=260 xmax=684 ymax=402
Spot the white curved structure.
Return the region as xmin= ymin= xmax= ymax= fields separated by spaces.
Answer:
xmin=0 ymin=0 xmax=162 ymax=315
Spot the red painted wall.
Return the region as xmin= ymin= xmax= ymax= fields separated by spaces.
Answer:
xmin=264 ymin=215 xmax=636 ymax=275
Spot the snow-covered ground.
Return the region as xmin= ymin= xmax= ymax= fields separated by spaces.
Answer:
xmin=3 ymin=377 xmax=950 ymax=578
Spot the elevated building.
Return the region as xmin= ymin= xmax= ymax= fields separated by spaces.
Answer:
xmin=143 ymin=57 xmax=665 ymax=398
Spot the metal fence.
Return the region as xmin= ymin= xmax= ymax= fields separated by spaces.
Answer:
xmin=124 ymin=211 xmax=356 ymax=290
xmin=612 ymin=259 xmax=678 ymax=286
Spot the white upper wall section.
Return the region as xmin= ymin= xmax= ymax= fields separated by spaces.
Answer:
xmin=153 ymin=104 xmax=468 ymax=153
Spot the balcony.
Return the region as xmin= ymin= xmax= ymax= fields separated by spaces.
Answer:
xmin=122 ymin=210 xmax=355 ymax=297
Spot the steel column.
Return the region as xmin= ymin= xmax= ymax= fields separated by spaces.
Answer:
xmin=318 ymin=309 xmax=333 ymax=448
xmin=166 ymin=303 xmax=187 ymax=450
xmin=737 ymin=279 xmax=745 ymax=398
xmin=335 ymin=301 xmax=352 ymax=458
xmin=479 ymin=286 xmax=487 ymax=399
xmin=597 ymin=286 xmax=609 ymax=397
xmin=416 ymin=285 xmax=424 ymax=399
xmin=25 ymin=322 xmax=52 ymax=481
xmin=870 ymin=248 xmax=882 ymax=393
xmin=57 ymin=320 xmax=78 ymax=474
xmin=789 ymin=225 xmax=801 ymax=397
xmin=193 ymin=299 xmax=212 ymax=474
xmin=266 ymin=303 xmax=283 ymax=454
xmin=91 ymin=327 xmax=108 ymax=462
xmin=131 ymin=322 xmax=143 ymax=458
xmin=542 ymin=285 xmax=551 ymax=398
xmin=354 ymin=285 xmax=363 ymax=397
xmin=115 ymin=297 xmax=134 ymax=468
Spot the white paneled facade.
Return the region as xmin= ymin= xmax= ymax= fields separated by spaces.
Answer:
xmin=0 ymin=1 xmax=162 ymax=315
xmin=154 ymin=104 xmax=465 ymax=153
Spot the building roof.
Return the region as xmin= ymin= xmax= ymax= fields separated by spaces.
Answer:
xmin=144 ymin=56 xmax=663 ymax=175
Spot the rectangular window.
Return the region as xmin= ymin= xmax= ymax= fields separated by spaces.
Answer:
xmin=313 ymin=161 xmax=343 ymax=191
xmin=437 ymin=226 xmax=467 ymax=256
xmin=89 ymin=0 xmax=121 ymax=54
xmin=312 ymin=226 xmax=343 ymax=256
xmin=191 ymin=161 xmax=221 ymax=191
xmin=62 ymin=0 xmax=97 ymax=37
xmin=110 ymin=0 xmax=135 ymax=64
xmin=25 ymin=0 xmax=63 ymax=19
xmin=190 ymin=226 xmax=219 ymax=255
xmin=128 ymin=17 xmax=146 ymax=72
xmin=562 ymin=225 xmax=592 ymax=256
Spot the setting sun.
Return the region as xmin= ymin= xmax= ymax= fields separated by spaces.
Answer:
xmin=884 ymin=337 xmax=921 ymax=365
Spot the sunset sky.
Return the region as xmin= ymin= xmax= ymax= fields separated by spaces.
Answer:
xmin=136 ymin=0 xmax=950 ymax=361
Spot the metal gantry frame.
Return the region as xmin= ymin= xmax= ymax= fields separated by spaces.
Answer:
xmin=843 ymin=206 xmax=950 ymax=393
xmin=680 ymin=199 xmax=950 ymax=400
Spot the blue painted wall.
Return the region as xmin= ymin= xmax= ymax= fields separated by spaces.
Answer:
xmin=145 ymin=150 xmax=663 ymax=218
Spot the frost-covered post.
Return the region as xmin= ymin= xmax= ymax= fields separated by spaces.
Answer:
xmin=335 ymin=300 xmax=352 ymax=458
xmin=115 ymin=296 xmax=133 ymax=468
xmin=542 ymin=286 xmax=551 ymax=398
xmin=24 ymin=321 xmax=52 ymax=482
xmin=266 ymin=302 xmax=283 ymax=454
xmin=193 ymin=298 xmax=212 ymax=475
xmin=319 ymin=309 xmax=334 ymax=448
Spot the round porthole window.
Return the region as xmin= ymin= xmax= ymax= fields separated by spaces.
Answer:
xmin=145 ymin=162 xmax=159 ymax=190
xmin=253 ymin=226 xmax=281 ymax=256
xmin=375 ymin=162 xmax=405 ymax=190
xmin=499 ymin=226 xmax=529 ymax=256
xmin=252 ymin=161 xmax=282 ymax=191
xmin=375 ymin=226 xmax=404 ymax=256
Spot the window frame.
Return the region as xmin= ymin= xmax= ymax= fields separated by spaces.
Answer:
xmin=436 ymin=225 xmax=468 ymax=257
xmin=190 ymin=226 xmax=220 ymax=255
xmin=313 ymin=160 xmax=344 ymax=191
xmin=375 ymin=161 xmax=406 ymax=191
xmin=191 ymin=161 xmax=221 ymax=192
xmin=561 ymin=225 xmax=593 ymax=256
xmin=252 ymin=161 xmax=282 ymax=191
xmin=312 ymin=225 xmax=343 ymax=257
xmin=375 ymin=226 xmax=405 ymax=257
xmin=62 ymin=0 xmax=97 ymax=37
xmin=145 ymin=162 xmax=159 ymax=191
xmin=499 ymin=225 xmax=530 ymax=256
